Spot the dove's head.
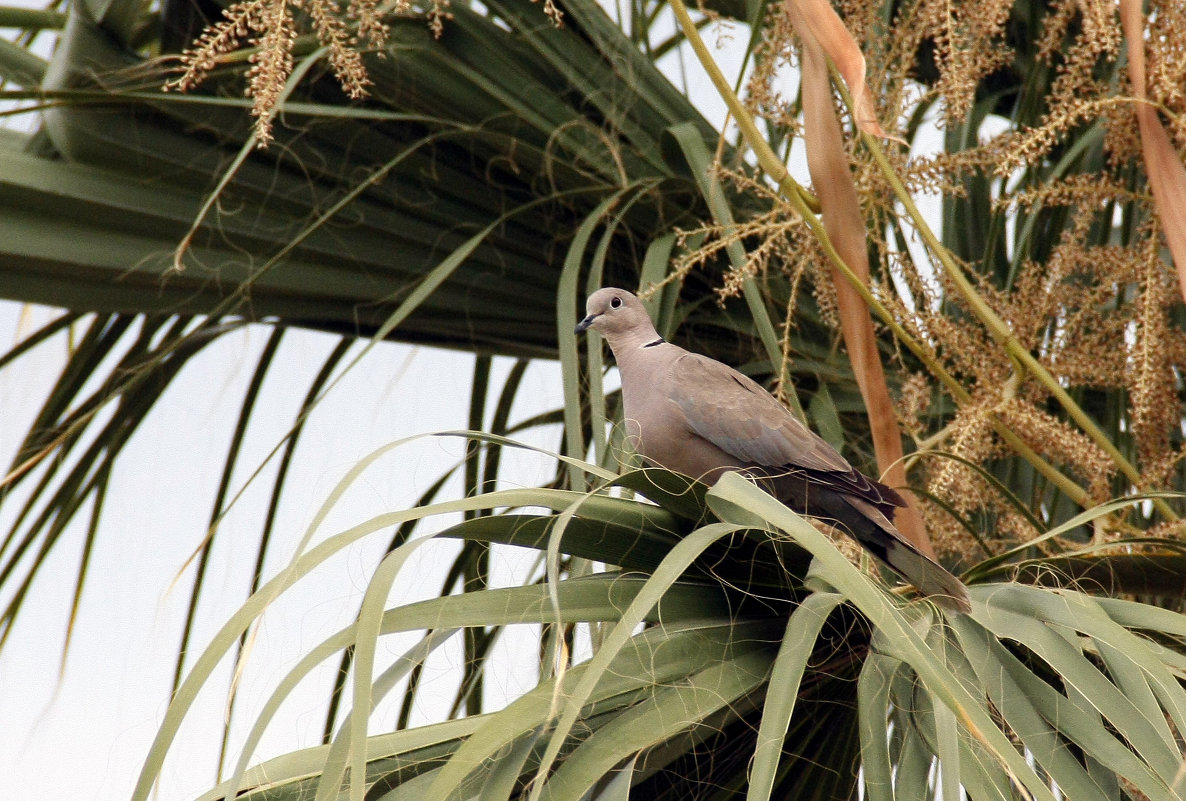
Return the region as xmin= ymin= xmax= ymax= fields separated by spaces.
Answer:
xmin=574 ymin=288 xmax=658 ymax=346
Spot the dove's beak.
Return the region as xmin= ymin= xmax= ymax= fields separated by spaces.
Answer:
xmin=574 ymin=313 xmax=599 ymax=334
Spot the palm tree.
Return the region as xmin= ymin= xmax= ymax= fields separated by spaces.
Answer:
xmin=2 ymin=0 xmax=1186 ymax=798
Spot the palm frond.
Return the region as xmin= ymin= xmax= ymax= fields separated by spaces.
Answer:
xmin=131 ymin=452 xmax=1186 ymax=801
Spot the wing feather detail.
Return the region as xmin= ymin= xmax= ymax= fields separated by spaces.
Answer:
xmin=669 ymin=353 xmax=905 ymax=510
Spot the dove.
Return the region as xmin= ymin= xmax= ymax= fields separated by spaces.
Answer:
xmin=575 ymin=287 xmax=970 ymax=613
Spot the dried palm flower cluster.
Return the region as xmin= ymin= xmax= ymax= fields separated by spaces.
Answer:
xmin=706 ymin=0 xmax=1186 ymax=559
xmin=164 ymin=0 xmax=565 ymax=146
xmin=166 ymin=0 xmax=399 ymax=145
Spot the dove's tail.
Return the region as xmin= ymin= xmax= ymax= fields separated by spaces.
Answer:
xmin=760 ymin=470 xmax=971 ymax=613
xmin=884 ymin=545 xmax=972 ymax=614
xmin=835 ymin=495 xmax=972 ymax=614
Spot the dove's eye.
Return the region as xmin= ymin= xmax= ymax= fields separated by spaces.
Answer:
xmin=610 ymin=296 xmax=623 ymax=309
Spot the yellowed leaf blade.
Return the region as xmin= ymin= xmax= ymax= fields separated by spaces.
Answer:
xmin=793 ymin=4 xmax=934 ymax=557
xmin=1120 ymin=0 xmax=1186 ymax=304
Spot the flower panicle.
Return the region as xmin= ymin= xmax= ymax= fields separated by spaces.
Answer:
xmin=166 ymin=0 xmax=392 ymax=146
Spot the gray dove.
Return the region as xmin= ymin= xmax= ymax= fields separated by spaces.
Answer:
xmin=575 ymin=287 xmax=970 ymax=613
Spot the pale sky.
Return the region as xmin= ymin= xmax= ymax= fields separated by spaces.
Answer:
xmin=0 ymin=308 xmax=568 ymax=800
